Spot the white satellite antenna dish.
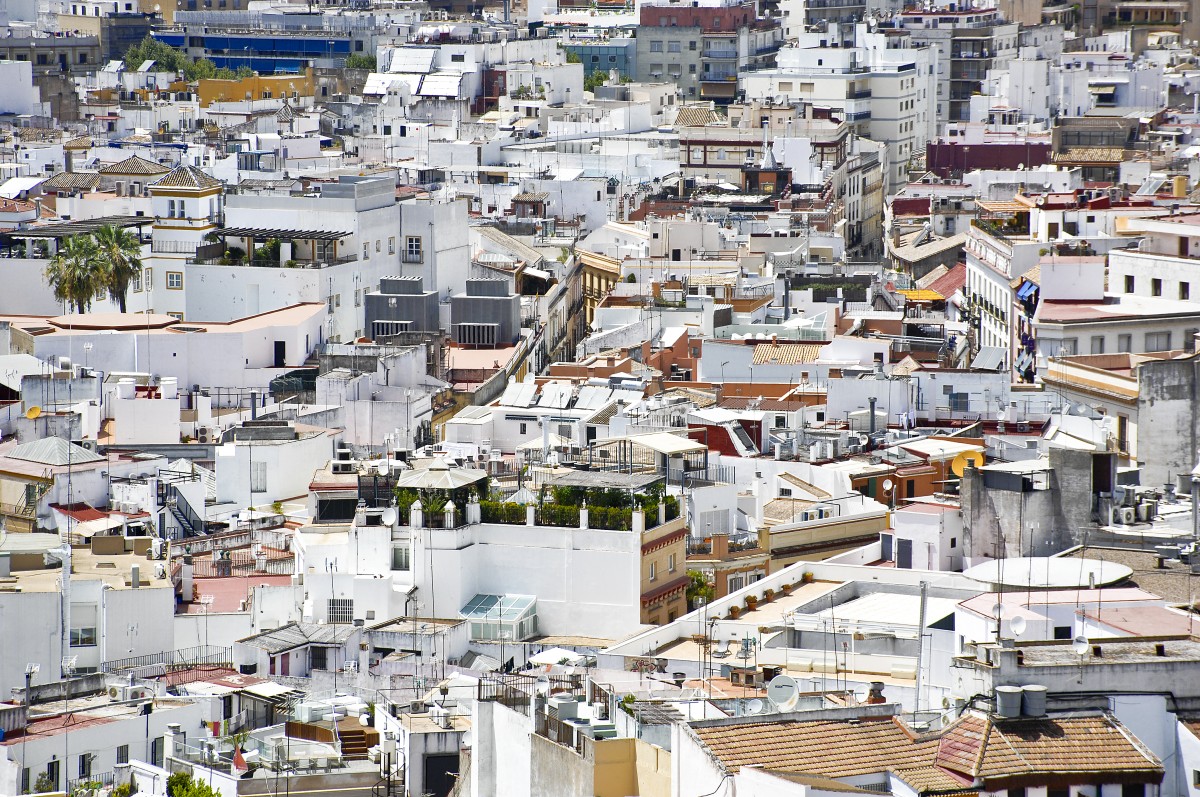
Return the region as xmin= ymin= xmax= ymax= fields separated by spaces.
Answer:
xmin=377 ymin=460 xmax=390 ymax=477
xmin=767 ymin=675 xmax=800 ymax=712
xmin=882 ymin=479 xmax=894 ymax=493
xmin=1010 ymin=615 xmax=1027 ymax=637
xmin=381 ymin=507 xmax=398 ymax=526
xmin=747 ymin=698 xmax=764 ymax=715
xmin=1072 ymin=635 xmax=1089 ymax=656
xmin=535 ymin=675 xmax=551 ymax=696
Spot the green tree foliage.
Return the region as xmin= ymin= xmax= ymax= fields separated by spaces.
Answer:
xmin=344 ymin=53 xmax=377 ymax=70
xmin=123 ymin=35 xmax=246 ymax=81
xmin=686 ymin=569 xmax=715 ymax=608
xmin=92 ymin=224 xmax=144 ymax=312
xmin=45 ymin=234 xmax=102 ymax=313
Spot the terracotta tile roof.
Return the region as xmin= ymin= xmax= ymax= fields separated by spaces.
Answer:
xmin=692 ymin=716 xmax=935 ymax=778
xmin=99 ymin=154 xmax=170 ymax=176
xmin=1053 ymin=147 xmax=1124 ymax=165
xmin=674 ymin=106 xmax=724 ymax=127
xmin=153 ymin=165 xmax=223 ymax=190
xmin=40 ymin=171 xmax=100 ymax=192
xmin=752 ymin=342 xmax=821 ymax=365
xmin=935 ymin=713 xmax=987 ymax=777
xmin=0 ymin=198 xmax=34 ymax=213
xmin=692 ymin=711 xmax=1162 ymax=793
xmin=972 ymin=714 xmax=1161 ymax=783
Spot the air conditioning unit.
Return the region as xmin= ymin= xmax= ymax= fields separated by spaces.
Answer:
xmin=1116 ymin=506 xmax=1137 ymax=525
xmin=108 ymin=685 xmax=123 ymax=702
xmin=128 ymin=686 xmax=153 ymax=701
xmin=196 ymin=427 xmax=211 ymax=443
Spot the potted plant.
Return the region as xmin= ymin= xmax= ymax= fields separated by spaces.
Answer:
xmin=780 ymin=582 xmax=794 ymax=596
xmin=801 ymin=571 xmax=814 ymax=584
xmin=745 ymin=595 xmax=758 ymax=610
xmin=728 ymin=605 xmax=741 ymax=619
xmin=763 ymin=588 xmax=775 ymax=604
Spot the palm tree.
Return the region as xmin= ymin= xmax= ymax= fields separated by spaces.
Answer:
xmin=92 ymin=224 xmax=144 ymax=313
xmin=44 ymin=235 xmax=102 ymax=314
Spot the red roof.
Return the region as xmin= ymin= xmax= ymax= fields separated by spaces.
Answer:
xmin=180 ymin=575 xmax=293 ymax=614
xmin=50 ymin=502 xmax=108 ymax=522
xmin=926 ymin=264 xmax=966 ymax=299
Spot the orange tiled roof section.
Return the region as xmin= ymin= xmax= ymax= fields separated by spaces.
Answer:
xmin=692 ymin=716 xmax=936 ymax=777
xmin=970 ymin=715 xmax=1162 ymax=782
xmin=693 ymin=712 xmax=1162 ymax=794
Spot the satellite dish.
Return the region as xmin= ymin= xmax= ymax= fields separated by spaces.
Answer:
xmin=882 ymin=479 xmax=894 ymax=493
xmin=380 ymin=508 xmax=398 ymax=526
xmin=1072 ymin=635 xmax=1089 ymax=656
xmin=462 ymin=731 xmax=473 ymax=748
xmin=535 ymin=675 xmax=551 ymax=696
xmin=991 ymin=602 xmax=1004 ymax=618
xmin=767 ymin=675 xmax=800 ymax=712
xmin=377 ymin=460 xmax=389 ymax=477
xmin=747 ymin=698 xmax=764 ymax=714
xmin=1010 ymin=615 xmax=1027 ymax=637
xmin=951 ymin=451 xmax=985 ymax=477
xmin=25 ymin=405 xmax=41 ymax=420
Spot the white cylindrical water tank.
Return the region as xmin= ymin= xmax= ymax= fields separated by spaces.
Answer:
xmin=117 ymin=378 xmax=136 ymax=400
xmin=161 ymin=377 xmax=178 ymax=400
xmin=1021 ymin=684 xmax=1047 ymax=717
xmin=994 ymin=685 xmax=1022 ymax=719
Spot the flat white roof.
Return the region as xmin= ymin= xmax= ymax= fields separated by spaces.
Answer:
xmin=962 ymin=556 xmax=1133 ymax=589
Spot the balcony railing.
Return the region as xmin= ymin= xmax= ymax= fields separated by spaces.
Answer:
xmin=402 ymin=252 xmax=424 ymax=264
xmin=188 ymin=255 xmax=358 ymax=268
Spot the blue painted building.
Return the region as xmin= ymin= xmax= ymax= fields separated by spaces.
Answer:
xmin=562 ymin=36 xmax=635 ymax=77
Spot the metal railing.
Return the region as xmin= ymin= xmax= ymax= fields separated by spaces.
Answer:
xmin=67 ymin=772 xmax=115 ymax=793
xmin=102 ymin=645 xmax=233 ymax=673
xmin=534 ymin=711 xmax=593 ymax=757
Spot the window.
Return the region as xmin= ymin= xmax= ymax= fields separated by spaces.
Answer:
xmin=117 ymin=746 xmax=129 ymax=765
xmin=405 ymin=236 xmax=423 ymax=263
xmin=689 ymin=40 xmax=696 ymax=50
xmin=388 ymin=236 xmax=396 ymax=255
xmin=949 ymin=537 xmax=957 ymax=548
xmin=728 ymin=574 xmax=745 ymax=592
xmin=650 ymin=41 xmax=663 ymax=52
xmin=774 ymin=414 xmax=787 ymax=428
xmin=310 ymin=646 xmax=327 ymax=670
xmin=668 ymin=41 xmax=681 ymax=53
xmin=250 ymin=461 xmax=267 ymax=493
xmin=166 ymin=271 xmax=183 ymax=290
xmin=327 ymin=598 xmax=354 ymax=624
xmin=1118 ymin=333 xmax=1132 ymax=352
xmin=1145 ymin=331 xmax=1172 ymax=352
xmin=131 ymin=271 xmax=142 ymax=292
xmin=363 ymin=242 xmax=370 ymax=260
xmin=779 ymin=487 xmax=793 ymax=497
xmin=391 ymin=544 xmax=410 ymax=571
xmin=1182 ymin=282 xmax=1191 ymax=301
xmin=70 ymin=627 xmax=97 ymax=646
xmin=1124 ymin=275 xmax=1135 ymax=293
xmin=519 ymin=422 xmax=527 ymax=435
xmin=166 ymin=312 xmax=183 ymax=321
xmin=668 ymin=553 xmax=677 ymax=573
xmin=354 ymin=289 xmax=361 ymax=307
xmin=779 ymin=81 xmax=793 ymax=92
xmin=79 ymin=753 xmax=91 ymax=779
xmin=1152 ymin=278 xmax=1163 ymax=297
xmin=648 ymin=561 xmax=657 ymax=582
xmin=1053 ymin=626 xmax=1072 ymax=639
xmin=1193 ymin=771 xmax=1200 ymax=788
xmin=167 ymin=199 xmax=175 ymax=217
xmin=1121 ymin=785 xmax=1144 ymax=797
xmin=451 ymin=53 xmax=465 ymax=62
xmin=1090 ymin=336 xmax=1105 ymax=354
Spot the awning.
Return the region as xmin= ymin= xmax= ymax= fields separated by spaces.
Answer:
xmin=523 ymin=266 xmax=552 ymax=282
xmin=529 ymin=647 xmax=584 ymax=666
xmin=1016 ymin=281 xmax=1038 ymax=300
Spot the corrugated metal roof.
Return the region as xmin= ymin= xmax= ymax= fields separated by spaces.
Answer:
xmin=8 ymin=437 xmax=104 ymax=466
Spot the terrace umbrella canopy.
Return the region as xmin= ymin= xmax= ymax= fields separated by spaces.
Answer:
xmin=391 ymin=457 xmax=487 ymax=492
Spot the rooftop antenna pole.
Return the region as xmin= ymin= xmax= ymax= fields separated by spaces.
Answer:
xmin=913 ymin=580 xmax=928 ymax=721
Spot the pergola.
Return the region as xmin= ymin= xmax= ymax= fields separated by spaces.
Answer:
xmin=211 ymin=226 xmax=352 ymax=267
xmin=6 ymin=215 xmax=151 ymax=257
